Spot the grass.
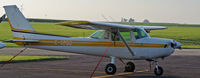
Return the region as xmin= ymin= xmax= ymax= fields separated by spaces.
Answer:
xmin=0 ymin=22 xmax=200 ymax=48
xmin=31 ymin=22 xmax=96 ymax=37
xmin=149 ymin=27 xmax=200 ymax=48
xmin=0 ymin=55 xmax=69 ymax=63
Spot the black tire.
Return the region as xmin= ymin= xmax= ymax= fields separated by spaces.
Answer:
xmin=154 ymin=66 xmax=163 ymax=76
xmin=125 ymin=62 xmax=135 ymax=72
xmin=105 ymin=63 xmax=117 ymax=75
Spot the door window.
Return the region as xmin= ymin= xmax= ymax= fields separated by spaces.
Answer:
xmin=111 ymin=31 xmax=131 ymax=41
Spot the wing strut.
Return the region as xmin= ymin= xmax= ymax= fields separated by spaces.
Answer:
xmin=117 ymin=29 xmax=135 ymax=56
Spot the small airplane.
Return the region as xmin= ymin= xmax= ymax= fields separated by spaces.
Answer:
xmin=3 ymin=5 xmax=181 ymax=76
xmin=0 ymin=42 xmax=5 ymax=49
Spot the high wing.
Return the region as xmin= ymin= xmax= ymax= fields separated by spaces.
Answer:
xmin=57 ymin=21 xmax=167 ymax=31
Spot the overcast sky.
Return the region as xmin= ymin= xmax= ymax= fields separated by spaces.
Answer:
xmin=0 ymin=0 xmax=200 ymax=24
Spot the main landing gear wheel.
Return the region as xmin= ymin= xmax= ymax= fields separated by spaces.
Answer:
xmin=105 ymin=63 xmax=117 ymax=75
xmin=124 ymin=62 xmax=135 ymax=72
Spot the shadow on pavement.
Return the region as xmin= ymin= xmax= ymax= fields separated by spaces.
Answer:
xmin=119 ymin=75 xmax=180 ymax=78
xmin=0 ymin=58 xmax=69 ymax=64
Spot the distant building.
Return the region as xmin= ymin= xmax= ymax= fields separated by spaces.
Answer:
xmin=143 ymin=19 xmax=150 ymax=24
xmin=121 ymin=17 xmax=128 ymax=22
xmin=121 ymin=17 xmax=124 ymax=22
xmin=128 ymin=18 xmax=134 ymax=23
xmin=124 ymin=18 xmax=127 ymax=22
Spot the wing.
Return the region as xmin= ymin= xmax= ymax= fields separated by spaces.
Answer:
xmin=57 ymin=21 xmax=167 ymax=31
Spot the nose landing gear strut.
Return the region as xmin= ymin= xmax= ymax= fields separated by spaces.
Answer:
xmin=154 ymin=60 xmax=163 ymax=76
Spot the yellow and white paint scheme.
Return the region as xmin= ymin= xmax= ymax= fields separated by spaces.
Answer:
xmin=3 ymin=5 xmax=182 ymax=76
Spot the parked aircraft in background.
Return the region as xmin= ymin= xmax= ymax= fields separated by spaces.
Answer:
xmin=0 ymin=42 xmax=5 ymax=49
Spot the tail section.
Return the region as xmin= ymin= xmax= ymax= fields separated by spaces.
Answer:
xmin=4 ymin=5 xmax=35 ymax=35
xmin=4 ymin=5 xmax=34 ymax=31
xmin=3 ymin=5 xmax=70 ymax=42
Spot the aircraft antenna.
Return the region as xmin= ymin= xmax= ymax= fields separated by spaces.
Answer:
xmin=20 ymin=4 xmax=23 ymax=12
xmin=18 ymin=0 xmax=23 ymax=12
xmin=109 ymin=16 xmax=115 ymax=22
xmin=101 ymin=14 xmax=109 ymax=22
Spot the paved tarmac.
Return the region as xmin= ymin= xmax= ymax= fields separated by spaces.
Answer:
xmin=0 ymin=48 xmax=200 ymax=78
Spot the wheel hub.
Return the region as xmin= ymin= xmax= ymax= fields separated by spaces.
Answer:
xmin=107 ymin=67 xmax=113 ymax=72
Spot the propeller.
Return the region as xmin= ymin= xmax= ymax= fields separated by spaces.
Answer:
xmin=171 ymin=40 xmax=182 ymax=49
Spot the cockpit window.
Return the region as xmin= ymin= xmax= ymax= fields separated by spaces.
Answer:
xmin=90 ymin=30 xmax=105 ymax=39
xmin=133 ymin=28 xmax=149 ymax=39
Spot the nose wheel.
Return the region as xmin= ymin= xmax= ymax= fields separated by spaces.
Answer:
xmin=154 ymin=66 xmax=163 ymax=76
xmin=154 ymin=61 xmax=163 ymax=76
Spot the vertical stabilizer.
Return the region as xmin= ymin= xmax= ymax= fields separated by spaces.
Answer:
xmin=3 ymin=5 xmax=34 ymax=31
xmin=3 ymin=5 xmax=70 ymax=40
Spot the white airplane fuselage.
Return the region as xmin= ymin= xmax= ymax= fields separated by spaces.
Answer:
xmin=14 ymin=31 xmax=176 ymax=60
xmin=29 ymin=38 xmax=174 ymax=60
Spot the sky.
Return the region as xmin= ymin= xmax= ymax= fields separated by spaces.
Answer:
xmin=0 ymin=0 xmax=200 ymax=24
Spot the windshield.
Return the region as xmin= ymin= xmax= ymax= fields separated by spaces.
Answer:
xmin=90 ymin=30 xmax=105 ymax=39
xmin=133 ymin=28 xmax=149 ymax=39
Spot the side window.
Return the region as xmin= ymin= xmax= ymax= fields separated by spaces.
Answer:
xmin=111 ymin=31 xmax=131 ymax=41
xmin=111 ymin=32 xmax=120 ymax=41
xmin=90 ymin=30 xmax=105 ymax=39
xmin=133 ymin=28 xmax=148 ymax=39
xmin=120 ymin=32 xmax=131 ymax=41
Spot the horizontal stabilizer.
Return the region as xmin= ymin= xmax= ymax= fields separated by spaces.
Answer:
xmin=4 ymin=40 xmax=39 ymax=43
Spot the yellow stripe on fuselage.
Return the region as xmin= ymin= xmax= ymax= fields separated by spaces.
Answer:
xmin=13 ymin=37 xmax=167 ymax=48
